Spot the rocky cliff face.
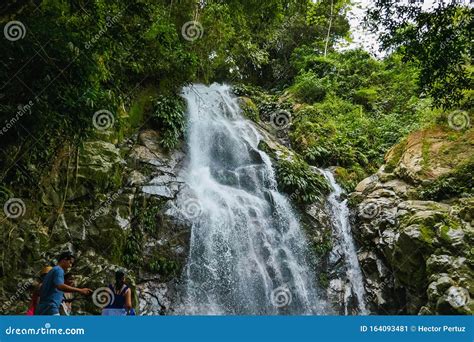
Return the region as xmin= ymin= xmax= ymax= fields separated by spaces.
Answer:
xmin=0 ymin=128 xmax=191 ymax=315
xmin=1 ymin=93 xmax=471 ymax=316
xmin=351 ymin=126 xmax=473 ymax=315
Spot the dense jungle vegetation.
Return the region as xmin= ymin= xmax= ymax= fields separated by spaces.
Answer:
xmin=0 ymin=0 xmax=472 ymax=317
xmin=1 ymin=0 xmax=471 ymax=199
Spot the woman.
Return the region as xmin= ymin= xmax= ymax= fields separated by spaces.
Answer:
xmin=102 ymin=271 xmax=132 ymax=316
xmin=26 ymin=266 xmax=52 ymax=315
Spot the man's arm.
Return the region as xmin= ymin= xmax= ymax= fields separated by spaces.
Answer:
xmin=57 ymin=284 xmax=92 ymax=295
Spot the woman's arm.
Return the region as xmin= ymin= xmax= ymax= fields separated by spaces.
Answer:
xmin=124 ymin=288 xmax=132 ymax=310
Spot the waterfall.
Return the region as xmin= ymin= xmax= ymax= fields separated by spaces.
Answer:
xmin=318 ymin=169 xmax=368 ymax=315
xmin=175 ymin=84 xmax=326 ymax=315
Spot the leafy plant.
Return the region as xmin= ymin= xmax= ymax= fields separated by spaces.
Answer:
xmin=291 ymin=72 xmax=328 ymax=103
xmin=418 ymin=160 xmax=474 ymax=201
xmin=150 ymin=95 xmax=186 ymax=149
xmin=147 ymin=255 xmax=180 ymax=279
xmin=275 ymin=158 xmax=330 ymax=205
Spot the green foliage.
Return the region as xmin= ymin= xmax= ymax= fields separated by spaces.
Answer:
xmin=147 ymin=255 xmax=180 ymax=279
xmin=353 ymin=88 xmax=379 ymax=110
xmin=150 ymin=95 xmax=186 ymax=149
xmin=127 ymin=87 xmax=159 ymax=133
xmin=385 ymin=139 xmax=407 ymax=173
xmin=306 ymin=0 xmax=351 ymax=56
xmin=275 ymin=158 xmax=331 ymax=205
xmin=2 ymin=0 xmax=349 ymax=192
xmin=312 ymin=233 xmax=333 ymax=257
xmin=0 ymin=0 xmax=197 ymax=192
xmin=123 ymin=227 xmax=144 ymax=270
xmin=259 ymin=0 xmax=350 ymax=86
xmin=287 ymin=49 xmax=439 ymax=189
xmin=318 ymin=272 xmax=330 ymax=289
xmin=141 ymin=204 xmax=162 ymax=236
xmin=291 ymin=53 xmax=338 ymax=77
xmin=333 ymin=166 xmax=366 ymax=193
xmin=291 ymin=72 xmax=328 ymax=103
xmin=233 ymin=83 xmax=292 ymax=122
xmin=181 ymin=0 xmax=350 ymax=85
xmin=367 ymin=1 xmax=473 ymax=109
xmin=418 ymin=159 xmax=474 ymax=201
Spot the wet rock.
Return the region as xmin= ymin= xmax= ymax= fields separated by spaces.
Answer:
xmin=418 ymin=306 xmax=434 ymax=315
xmin=139 ymin=130 xmax=163 ymax=154
xmin=129 ymin=145 xmax=164 ymax=166
xmin=354 ymin=175 xmax=379 ymax=194
xmin=327 ymin=279 xmax=345 ymax=313
xmin=385 ymin=128 xmax=471 ymax=184
xmin=436 ymin=286 xmax=471 ymax=314
xmin=426 ymin=255 xmax=453 ymax=274
xmin=427 ymin=276 xmax=454 ymax=302
xmin=137 ymin=281 xmax=175 ymax=315
xmin=351 ymin=144 xmax=473 ymax=314
xmin=53 ymin=212 xmax=86 ymax=241
xmin=367 ymin=189 xmax=397 ymax=199
xmin=77 ymin=141 xmax=124 ymax=190
xmin=238 ymin=97 xmax=259 ymax=122
xmin=378 ymin=179 xmax=413 ymax=198
xmin=142 ymin=185 xmax=176 ymax=198
xmin=127 ymin=170 xmax=147 ymax=186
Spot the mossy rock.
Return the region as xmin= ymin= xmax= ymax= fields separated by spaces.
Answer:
xmin=389 ymin=223 xmax=442 ymax=292
xmin=334 ymin=166 xmax=366 ymax=192
xmin=384 ymin=127 xmax=473 ymax=184
xmin=438 ymin=223 xmax=465 ymax=248
xmin=77 ymin=141 xmax=124 ymax=192
xmin=238 ymin=97 xmax=260 ymax=122
xmin=403 ymin=210 xmax=451 ymax=229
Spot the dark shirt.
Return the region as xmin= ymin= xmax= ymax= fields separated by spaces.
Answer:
xmin=105 ymin=284 xmax=129 ymax=309
xmin=36 ymin=266 xmax=64 ymax=315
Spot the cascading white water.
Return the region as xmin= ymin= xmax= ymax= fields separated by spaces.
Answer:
xmin=318 ymin=169 xmax=368 ymax=315
xmin=176 ymin=84 xmax=326 ymax=315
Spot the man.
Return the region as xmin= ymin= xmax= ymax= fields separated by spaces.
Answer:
xmin=36 ymin=252 xmax=92 ymax=315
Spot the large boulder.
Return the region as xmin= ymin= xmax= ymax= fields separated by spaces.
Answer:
xmin=351 ymin=126 xmax=473 ymax=315
xmin=77 ymin=141 xmax=125 ymax=192
xmin=385 ymin=127 xmax=473 ymax=184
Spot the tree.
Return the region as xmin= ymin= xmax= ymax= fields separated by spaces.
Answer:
xmin=367 ymin=0 xmax=473 ymax=109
